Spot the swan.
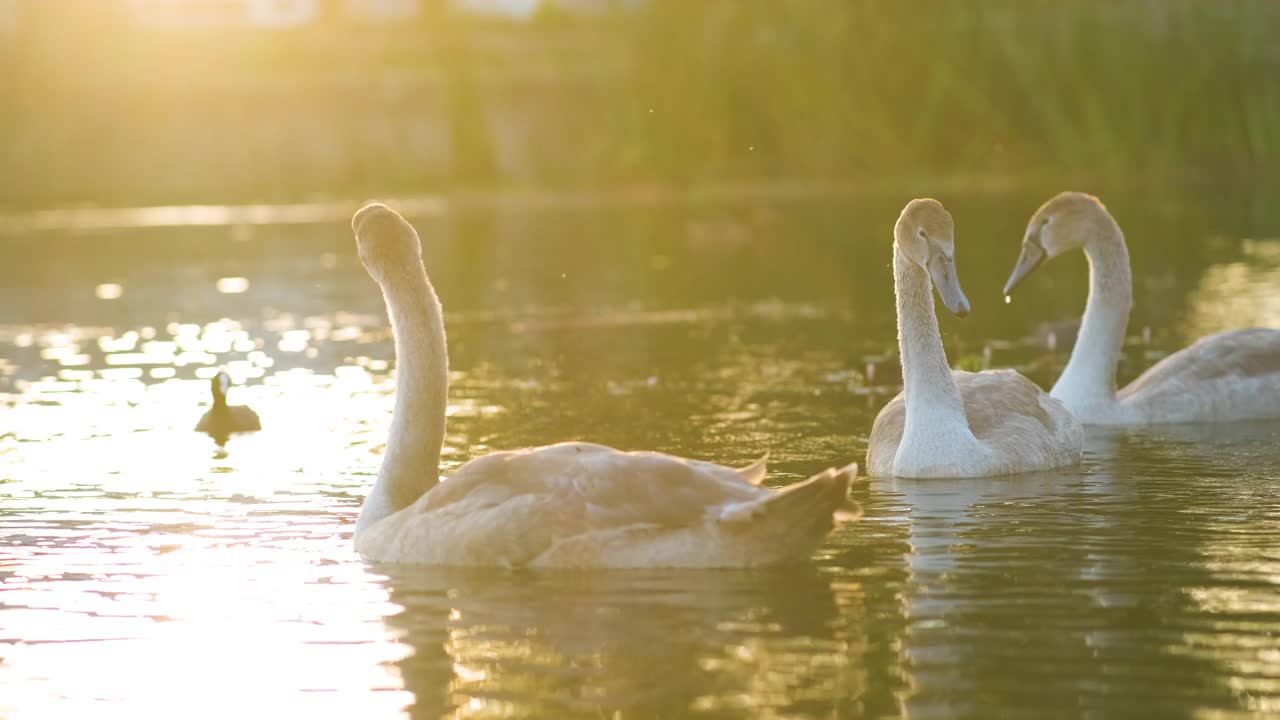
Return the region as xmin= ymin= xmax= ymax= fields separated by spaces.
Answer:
xmin=194 ymin=370 xmax=261 ymax=441
xmin=350 ymin=203 xmax=858 ymax=567
xmin=1004 ymin=192 xmax=1280 ymax=425
xmin=866 ymin=199 xmax=1083 ymax=478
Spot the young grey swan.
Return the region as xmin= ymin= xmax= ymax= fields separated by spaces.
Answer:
xmin=1004 ymin=192 xmax=1280 ymax=425
xmin=351 ymin=202 xmax=858 ymax=568
xmin=195 ymin=371 xmax=261 ymax=442
xmin=866 ymin=199 xmax=1082 ymax=478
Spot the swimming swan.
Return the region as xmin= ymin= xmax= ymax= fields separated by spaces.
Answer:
xmin=195 ymin=370 xmax=260 ymax=442
xmin=350 ymin=203 xmax=858 ymax=567
xmin=1004 ymin=192 xmax=1280 ymax=425
xmin=866 ymin=199 xmax=1083 ymax=478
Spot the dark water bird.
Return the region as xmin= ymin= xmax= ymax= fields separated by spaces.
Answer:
xmin=195 ymin=371 xmax=260 ymax=444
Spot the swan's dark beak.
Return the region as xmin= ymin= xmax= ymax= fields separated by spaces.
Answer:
xmin=928 ymin=254 xmax=971 ymax=318
xmin=1003 ymin=240 xmax=1047 ymax=296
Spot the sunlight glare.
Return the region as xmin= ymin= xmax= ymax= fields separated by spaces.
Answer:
xmin=216 ymin=277 xmax=250 ymax=294
xmin=95 ymin=283 xmax=124 ymax=300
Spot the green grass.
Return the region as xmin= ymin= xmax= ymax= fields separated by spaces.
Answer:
xmin=602 ymin=0 xmax=1280 ymax=185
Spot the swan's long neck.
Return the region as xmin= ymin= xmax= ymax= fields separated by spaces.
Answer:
xmin=1051 ymin=220 xmax=1131 ymax=405
xmin=359 ymin=262 xmax=449 ymax=532
xmin=893 ymin=242 xmax=970 ymax=436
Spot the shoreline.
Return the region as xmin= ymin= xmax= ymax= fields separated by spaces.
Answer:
xmin=0 ymin=174 xmax=1210 ymax=235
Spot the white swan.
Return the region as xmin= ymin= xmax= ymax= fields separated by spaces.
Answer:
xmin=866 ymin=199 xmax=1083 ymax=478
xmin=1004 ymin=192 xmax=1280 ymax=425
xmin=350 ymin=203 xmax=858 ymax=567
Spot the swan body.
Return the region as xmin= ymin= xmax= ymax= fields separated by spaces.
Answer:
xmin=1004 ymin=192 xmax=1280 ymax=425
xmin=357 ymin=442 xmax=855 ymax=568
xmin=866 ymin=199 xmax=1082 ymax=478
xmin=350 ymin=203 xmax=857 ymax=568
xmin=195 ymin=371 xmax=260 ymax=439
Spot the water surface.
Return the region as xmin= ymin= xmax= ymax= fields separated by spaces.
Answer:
xmin=3 ymin=191 xmax=1280 ymax=718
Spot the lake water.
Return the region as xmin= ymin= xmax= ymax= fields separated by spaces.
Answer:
xmin=2 ymin=188 xmax=1280 ymax=718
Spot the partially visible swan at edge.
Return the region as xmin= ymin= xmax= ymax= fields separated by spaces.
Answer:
xmin=350 ymin=203 xmax=858 ymax=567
xmin=866 ymin=199 xmax=1083 ymax=478
xmin=195 ymin=370 xmax=261 ymax=442
xmin=1004 ymin=191 xmax=1280 ymax=425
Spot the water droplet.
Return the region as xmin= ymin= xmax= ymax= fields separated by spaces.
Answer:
xmin=1004 ymin=295 xmax=1011 ymax=304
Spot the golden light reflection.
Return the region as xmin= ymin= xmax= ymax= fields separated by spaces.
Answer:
xmin=405 ymin=569 xmax=859 ymax=719
xmin=5 ymin=272 xmax=1280 ymax=717
xmin=1 ymin=330 xmax=415 ymax=716
xmin=1185 ymin=239 xmax=1280 ymax=340
xmin=215 ymin=277 xmax=250 ymax=294
xmin=94 ymin=283 xmax=124 ymax=300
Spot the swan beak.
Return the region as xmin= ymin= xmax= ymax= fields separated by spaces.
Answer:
xmin=1003 ymin=240 xmax=1046 ymax=295
xmin=928 ymin=254 xmax=971 ymax=318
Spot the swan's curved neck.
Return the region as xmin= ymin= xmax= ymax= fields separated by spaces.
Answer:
xmin=359 ymin=262 xmax=449 ymax=532
xmin=1052 ymin=220 xmax=1131 ymax=405
xmin=893 ymin=242 xmax=970 ymax=436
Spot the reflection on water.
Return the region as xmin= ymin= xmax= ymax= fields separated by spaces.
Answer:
xmin=1187 ymin=238 xmax=1280 ymax=340
xmin=380 ymin=566 xmax=878 ymax=718
xmin=3 ymin=195 xmax=1280 ymax=718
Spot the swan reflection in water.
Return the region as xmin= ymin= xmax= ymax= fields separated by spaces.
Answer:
xmin=878 ymin=420 xmax=1280 ymax=717
xmin=373 ymin=565 xmax=879 ymax=718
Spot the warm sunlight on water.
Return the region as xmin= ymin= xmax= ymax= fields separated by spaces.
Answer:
xmin=3 ymin=196 xmax=1280 ymax=718
xmin=1187 ymin=238 xmax=1280 ymax=341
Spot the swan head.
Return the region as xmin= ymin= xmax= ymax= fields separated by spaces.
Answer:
xmin=895 ymin=198 xmax=970 ymax=318
xmin=1004 ymin=191 xmax=1110 ymax=295
xmin=352 ymin=203 xmax=424 ymax=285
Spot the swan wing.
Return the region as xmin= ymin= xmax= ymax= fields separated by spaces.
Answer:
xmin=866 ymin=369 xmax=1082 ymax=477
xmin=1121 ymin=328 xmax=1280 ymax=396
xmin=363 ymin=442 xmax=853 ymax=567
xmin=954 ymin=369 xmax=1052 ymax=437
xmin=430 ymin=442 xmax=768 ymax=529
xmin=955 ymin=369 xmax=1083 ymax=470
xmin=570 ymin=448 xmax=771 ymax=528
xmin=1106 ymin=327 xmax=1280 ymax=422
xmin=867 ymin=393 xmax=906 ymax=477
xmin=734 ymin=453 xmax=769 ymax=485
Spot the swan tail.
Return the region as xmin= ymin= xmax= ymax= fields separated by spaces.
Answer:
xmin=718 ymin=462 xmax=859 ymax=529
xmin=715 ymin=463 xmax=858 ymax=565
xmin=832 ymin=463 xmax=862 ymax=522
xmin=734 ymin=452 xmax=770 ymax=485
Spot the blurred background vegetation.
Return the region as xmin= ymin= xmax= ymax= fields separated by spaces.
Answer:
xmin=1 ymin=0 xmax=1277 ymax=210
